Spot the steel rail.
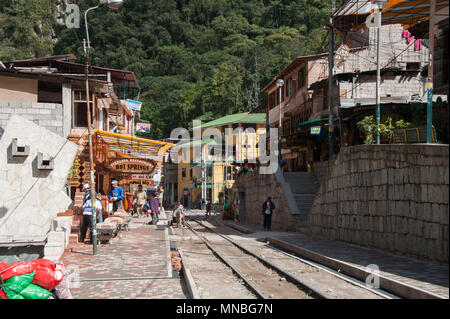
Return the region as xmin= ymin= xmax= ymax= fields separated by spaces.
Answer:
xmin=186 ymin=217 xmax=327 ymax=299
xmin=184 ymin=220 xmax=267 ymax=299
xmin=216 ymin=218 xmax=395 ymax=299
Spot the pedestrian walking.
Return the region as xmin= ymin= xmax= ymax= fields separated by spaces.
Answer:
xmin=205 ymin=201 xmax=211 ymax=218
xmin=80 ymin=194 xmax=102 ymax=243
xmin=133 ymin=184 xmax=147 ymax=218
xmin=158 ymin=186 xmax=164 ymax=211
xmin=147 ymin=193 xmax=160 ymax=225
xmin=172 ymin=202 xmax=184 ymax=227
xmin=96 ymin=193 xmax=104 ymax=223
xmin=262 ymin=197 xmax=275 ymax=231
xmin=108 ymin=180 xmax=124 ymax=212
xmin=82 ymin=183 xmax=91 ymax=203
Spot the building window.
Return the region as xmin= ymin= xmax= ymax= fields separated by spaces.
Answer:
xmin=73 ymin=90 xmax=93 ymax=128
xmin=298 ymin=68 xmax=306 ymax=89
xmin=224 ymin=166 xmax=232 ymax=181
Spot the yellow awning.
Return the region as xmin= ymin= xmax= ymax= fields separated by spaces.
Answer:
xmin=95 ymin=130 xmax=174 ymax=161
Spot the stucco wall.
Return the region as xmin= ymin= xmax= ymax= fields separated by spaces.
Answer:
xmin=308 ymin=144 xmax=449 ymax=263
xmin=0 ymin=115 xmax=78 ymax=240
xmin=0 ymin=76 xmax=38 ymax=103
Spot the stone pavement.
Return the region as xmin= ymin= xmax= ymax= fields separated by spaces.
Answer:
xmin=222 ymin=219 xmax=449 ymax=299
xmin=60 ymin=213 xmax=189 ymax=299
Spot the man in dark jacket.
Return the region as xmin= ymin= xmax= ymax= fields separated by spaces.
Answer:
xmin=262 ymin=197 xmax=275 ymax=231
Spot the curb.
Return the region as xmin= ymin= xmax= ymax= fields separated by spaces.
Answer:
xmin=178 ymin=249 xmax=201 ymax=299
xmin=224 ymin=221 xmax=253 ymax=234
xmin=267 ymin=236 xmax=446 ymax=299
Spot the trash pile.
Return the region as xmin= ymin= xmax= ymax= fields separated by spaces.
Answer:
xmin=0 ymin=259 xmax=72 ymax=299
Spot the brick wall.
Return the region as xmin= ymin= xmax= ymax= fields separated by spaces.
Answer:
xmin=0 ymin=101 xmax=64 ymax=137
xmin=308 ymin=144 xmax=449 ymax=263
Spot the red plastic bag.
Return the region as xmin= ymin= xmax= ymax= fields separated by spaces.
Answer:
xmin=0 ymin=289 xmax=6 ymax=299
xmin=30 ymin=259 xmax=64 ymax=290
xmin=0 ymin=261 xmax=33 ymax=281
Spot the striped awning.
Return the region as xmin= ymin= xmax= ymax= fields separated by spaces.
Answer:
xmin=95 ymin=130 xmax=174 ymax=162
xmin=333 ymin=0 xmax=448 ymax=29
xmin=382 ymin=0 xmax=448 ymax=27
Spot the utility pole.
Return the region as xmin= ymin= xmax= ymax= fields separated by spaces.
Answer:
xmin=427 ymin=0 xmax=436 ymax=143
xmin=84 ymin=38 xmax=98 ymax=255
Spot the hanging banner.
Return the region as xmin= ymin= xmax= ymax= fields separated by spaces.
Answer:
xmin=126 ymin=99 xmax=142 ymax=111
xmin=136 ymin=123 xmax=151 ymax=133
xmin=109 ymin=158 xmax=156 ymax=174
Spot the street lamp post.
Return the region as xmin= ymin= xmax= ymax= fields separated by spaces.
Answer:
xmin=375 ymin=0 xmax=387 ymax=144
xmin=427 ymin=0 xmax=436 ymax=143
xmin=83 ymin=0 xmax=123 ymax=255
xmin=276 ymin=78 xmax=284 ymax=168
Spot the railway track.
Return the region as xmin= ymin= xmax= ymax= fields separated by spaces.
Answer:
xmin=180 ymin=214 xmax=396 ymax=299
xmin=184 ymin=217 xmax=320 ymax=299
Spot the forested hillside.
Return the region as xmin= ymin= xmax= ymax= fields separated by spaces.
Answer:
xmin=1 ymin=0 xmax=342 ymax=138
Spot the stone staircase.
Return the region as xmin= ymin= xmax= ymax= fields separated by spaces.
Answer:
xmin=283 ymin=172 xmax=320 ymax=228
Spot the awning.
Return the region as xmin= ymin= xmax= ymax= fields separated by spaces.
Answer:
xmin=333 ymin=0 xmax=449 ymax=29
xmin=381 ymin=0 xmax=448 ymax=27
xmin=95 ymin=130 xmax=174 ymax=162
xmin=340 ymin=96 xmax=410 ymax=108
xmin=292 ymin=118 xmax=329 ymax=129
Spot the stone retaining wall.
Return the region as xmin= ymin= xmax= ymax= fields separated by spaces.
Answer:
xmin=308 ymin=144 xmax=449 ymax=263
xmin=232 ymin=171 xmax=294 ymax=231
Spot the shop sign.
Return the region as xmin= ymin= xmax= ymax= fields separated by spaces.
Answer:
xmin=126 ymin=99 xmax=142 ymax=111
xmin=136 ymin=122 xmax=151 ymax=133
xmin=109 ymin=158 xmax=156 ymax=174
xmin=310 ymin=126 xmax=321 ymax=135
xmin=131 ymin=174 xmax=154 ymax=180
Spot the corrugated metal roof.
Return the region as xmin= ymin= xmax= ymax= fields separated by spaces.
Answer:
xmin=198 ymin=112 xmax=266 ymax=129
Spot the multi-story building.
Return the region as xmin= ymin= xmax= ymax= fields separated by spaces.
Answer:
xmin=261 ymin=21 xmax=442 ymax=172
xmin=0 ymin=54 xmax=146 ymax=196
xmin=172 ymin=112 xmax=266 ymax=207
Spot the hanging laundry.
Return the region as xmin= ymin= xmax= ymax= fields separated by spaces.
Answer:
xmin=414 ymin=39 xmax=422 ymax=51
xmin=402 ymin=29 xmax=411 ymax=39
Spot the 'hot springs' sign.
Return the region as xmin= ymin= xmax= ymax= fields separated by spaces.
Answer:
xmin=109 ymin=158 xmax=156 ymax=174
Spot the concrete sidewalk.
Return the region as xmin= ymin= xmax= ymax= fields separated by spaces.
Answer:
xmin=223 ymin=219 xmax=449 ymax=299
xmin=60 ymin=215 xmax=188 ymax=299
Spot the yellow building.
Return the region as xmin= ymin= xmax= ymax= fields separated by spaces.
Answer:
xmin=174 ymin=112 xmax=266 ymax=207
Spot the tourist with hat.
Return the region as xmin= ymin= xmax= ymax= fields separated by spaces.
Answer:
xmin=108 ymin=180 xmax=124 ymax=212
